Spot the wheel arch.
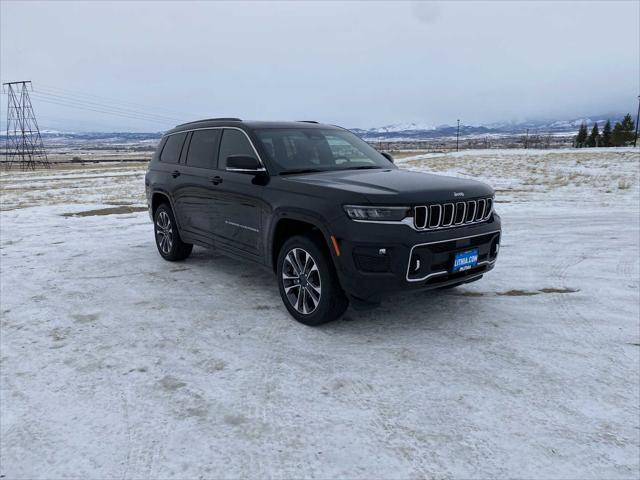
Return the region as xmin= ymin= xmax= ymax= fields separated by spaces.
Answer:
xmin=268 ymin=212 xmax=336 ymax=273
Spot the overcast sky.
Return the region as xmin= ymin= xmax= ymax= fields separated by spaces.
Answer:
xmin=1 ymin=0 xmax=638 ymax=131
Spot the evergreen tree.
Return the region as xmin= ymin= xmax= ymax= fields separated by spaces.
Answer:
xmin=587 ymin=122 xmax=600 ymax=147
xmin=601 ymin=120 xmax=612 ymax=147
xmin=611 ymin=114 xmax=635 ymax=146
xmin=612 ymin=121 xmax=624 ymax=146
xmin=575 ymin=122 xmax=588 ymax=148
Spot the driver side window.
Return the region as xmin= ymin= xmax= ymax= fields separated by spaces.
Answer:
xmin=218 ymin=129 xmax=256 ymax=169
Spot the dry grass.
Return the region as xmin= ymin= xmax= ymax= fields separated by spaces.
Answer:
xmin=497 ymin=289 xmax=540 ymax=296
xmin=61 ymin=206 xmax=148 ymax=217
xmin=538 ymin=288 xmax=579 ymax=294
xmin=618 ymin=178 xmax=633 ymax=190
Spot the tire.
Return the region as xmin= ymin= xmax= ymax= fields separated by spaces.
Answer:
xmin=277 ymin=234 xmax=348 ymax=326
xmin=153 ymin=203 xmax=193 ymax=261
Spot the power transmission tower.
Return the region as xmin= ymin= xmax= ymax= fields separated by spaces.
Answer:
xmin=3 ymin=81 xmax=49 ymax=169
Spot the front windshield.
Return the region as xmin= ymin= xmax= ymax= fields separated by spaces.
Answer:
xmin=254 ymin=128 xmax=395 ymax=175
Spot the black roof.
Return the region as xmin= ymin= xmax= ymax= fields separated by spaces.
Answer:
xmin=166 ymin=119 xmax=341 ymax=135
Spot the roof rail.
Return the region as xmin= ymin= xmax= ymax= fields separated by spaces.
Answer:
xmin=297 ymin=120 xmax=319 ymax=124
xmin=175 ymin=117 xmax=242 ymax=127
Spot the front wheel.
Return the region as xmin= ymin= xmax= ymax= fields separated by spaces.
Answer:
xmin=277 ymin=235 xmax=348 ymax=326
xmin=154 ymin=203 xmax=193 ymax=261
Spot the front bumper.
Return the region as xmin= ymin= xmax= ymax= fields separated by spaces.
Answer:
xmin=330 ymin=213 xmax=501 ymax=303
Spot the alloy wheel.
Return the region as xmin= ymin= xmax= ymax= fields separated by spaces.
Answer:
xmin=282 ymin=248 xmax=322 ymax=315
xmin=156 ymin=210 xmax=173 ymax=254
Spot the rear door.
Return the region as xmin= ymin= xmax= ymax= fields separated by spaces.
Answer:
xmin=211 ymin=128 xmax=265 ymax=257
xmin=173 ymin=128 xmax=222 ymax=243
xmin=155 ymin=132 xmax=188 ymax=225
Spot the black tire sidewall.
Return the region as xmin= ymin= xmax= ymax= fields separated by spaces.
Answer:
xmin=154 ymin=204 xmax=185 ymax=260
xmin=277 ymin=235 xmax=347 ymax=325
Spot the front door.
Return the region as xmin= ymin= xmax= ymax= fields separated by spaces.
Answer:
xmin=211 ymin=128 xmax=265 ymax=257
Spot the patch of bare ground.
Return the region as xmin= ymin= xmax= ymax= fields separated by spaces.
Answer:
xmin=498 ymin=288 xmax=579 ymax=296
xmin=62 ymin=206 xmax=148 ymax=217
xmin=539 ymin=287 xmax=579 ymax=294
xmin=497 ymin=289 xmax=540 ymax=296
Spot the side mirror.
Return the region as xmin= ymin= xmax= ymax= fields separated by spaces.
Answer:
xmin=381 ymin=152 xmax=394 ymax=163
xmin=226 ymin=155 xmax=265 ymax=173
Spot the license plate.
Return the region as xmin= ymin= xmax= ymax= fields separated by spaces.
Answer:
xmin=452 ymin=248 xmax=479 ymax=273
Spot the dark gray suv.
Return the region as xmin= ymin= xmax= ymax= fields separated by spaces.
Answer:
xmin=145 ymin=118 xmax=501 ymax=325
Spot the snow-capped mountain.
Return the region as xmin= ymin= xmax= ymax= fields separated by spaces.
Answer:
xmin=0 ymin=113 xmax=628 ymax=145
xmin=352 ymin=113 xmax=626 ymax=140
xmin=366 ymin=122 xmax=437 ymax=133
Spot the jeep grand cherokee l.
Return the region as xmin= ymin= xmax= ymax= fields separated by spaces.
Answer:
xmin=145 ymin=118 xmax=501 ymax=325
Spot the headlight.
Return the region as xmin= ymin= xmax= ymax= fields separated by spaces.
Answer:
xmin=343 ymin=205 xmax=410 ymax=222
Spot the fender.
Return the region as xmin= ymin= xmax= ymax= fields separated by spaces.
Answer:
xmin=266 ymin=207 xmax=337 ymax=271
xmin=150 ymin=188 xmax=186 ymax=234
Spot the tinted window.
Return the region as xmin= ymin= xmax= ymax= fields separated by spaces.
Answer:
xmin=186 ymin=129 xmax=221 ymax=169
xmin=160 ymin=133 xmax=187 ymax=164
xmin=218 ymin=129 xmax=256 ymax=169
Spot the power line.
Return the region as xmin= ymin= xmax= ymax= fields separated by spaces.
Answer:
xmin=35 ymin=82 xmax=204 ymax=120
xmin=29 ymin=94 xmax=178 ymax=126
xmin=32 ymin=89 xmax=181 ymax=122
xmin=1 ymin=82 xmax=210 ymax=130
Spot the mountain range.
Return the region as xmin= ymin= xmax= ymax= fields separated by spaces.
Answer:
xmin=0 ymin=113 xmax=628 ymax=144
xmin=350 ymin=113 xmax=626 ymax=141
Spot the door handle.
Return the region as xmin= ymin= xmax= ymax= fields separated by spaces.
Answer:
xmin=171 ymin=170 xmax=181 ymax=178
xmin=211 ymin=176 xmax=223 ymax=185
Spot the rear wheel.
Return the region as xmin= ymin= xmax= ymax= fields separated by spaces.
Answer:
xmin=277 ymin=235 xmax=348 ymax=326
xmin=154 ymin=203 xmax=192 ymax=261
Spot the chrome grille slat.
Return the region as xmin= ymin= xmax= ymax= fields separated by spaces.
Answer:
xmin=442 ymin=203 xmax=454 ymax=226
xmin=465 ymin=200 xmax=476 ymax=223
xmin=413 ymin=197 xmax=494 ymax=230
xmin=475 ymin=199 xmax=486 ymax=221
xmin=484 ymin=198 xmax=493 ymax=220
xmin=428 ymin=204 xmax=442 ymax=228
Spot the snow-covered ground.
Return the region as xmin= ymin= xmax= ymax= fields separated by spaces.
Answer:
xmin=1 ymin=149 xmax=639 ymax=479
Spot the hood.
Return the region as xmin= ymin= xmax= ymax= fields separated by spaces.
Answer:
xmin=281 ymin=168 xmax=494 ymax=204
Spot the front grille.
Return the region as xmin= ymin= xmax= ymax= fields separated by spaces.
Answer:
xmin=413 ymin=198 xmax=493 ymax=230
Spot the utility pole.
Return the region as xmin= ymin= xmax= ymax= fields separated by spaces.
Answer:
xmin=3 ymin=81 xmax=49 ymax=169
xmin=634 ymin=95 xmax=639 ymax=148
xmin=456 ymin=119 xmax=460 ymax=152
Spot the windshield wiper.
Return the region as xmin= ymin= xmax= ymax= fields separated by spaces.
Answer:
xmin=279 ymin=168 xmax=328 ymax=175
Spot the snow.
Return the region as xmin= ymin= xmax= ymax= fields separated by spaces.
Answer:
xmin=1 ymin=149 xmax=639 ymax=479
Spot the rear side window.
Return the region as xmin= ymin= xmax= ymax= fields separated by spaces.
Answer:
xmin=218 ymin=129 xmax=256 ymax=169
xmin=186 ymin=129 xmax=221 ymax=169
xmin=160 ymin=133 xmax=187 ymax=164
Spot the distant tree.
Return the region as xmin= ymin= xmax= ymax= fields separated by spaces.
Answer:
xmin=611 ymin=114 xmax=636 ymax=146
xmin=587 ymin=122 xmax=600 ymax=147
xmin=575 ymin=122 xmax=588 ymax=148
xmin=601 ymin=120 xmax=612 ymax=147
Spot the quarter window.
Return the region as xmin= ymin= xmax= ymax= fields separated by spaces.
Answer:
xmin=218 ymin=129 xmax=256 ymax=169
xmin=186 ymin=129 xmax=221 ymax=169
xmin=160 ymin=132 xmax=187 ymax=164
